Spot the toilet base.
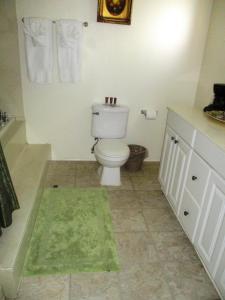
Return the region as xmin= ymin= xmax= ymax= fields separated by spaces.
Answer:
xmin=98 ymin=166 xmax=121 ymax=186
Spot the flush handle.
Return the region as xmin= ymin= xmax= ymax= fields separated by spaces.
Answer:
xmin=92 ymin=112 xmax=100 ymax=115
xmin=184 ymin=211 xmax=189 ymax=216
xmin=192 ymin=176 xmax=198 ymax=181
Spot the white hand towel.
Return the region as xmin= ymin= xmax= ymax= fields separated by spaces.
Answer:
xmin=23 ymin=17 xmax=53 ymax=84
xmin=56 ymin=19 xmax=83 ymax=83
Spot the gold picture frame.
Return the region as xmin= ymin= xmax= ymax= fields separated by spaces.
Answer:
xmin=97 ymin=0 xmax=133 ymax=25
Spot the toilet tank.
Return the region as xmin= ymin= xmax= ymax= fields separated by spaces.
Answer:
xmin=91 ymin=104 xmax=129 ymax=138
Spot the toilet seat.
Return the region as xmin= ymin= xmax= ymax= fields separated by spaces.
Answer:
xmin=95 ymin=139 xmax=129 ymax=159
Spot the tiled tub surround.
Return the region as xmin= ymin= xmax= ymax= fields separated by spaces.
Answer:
xmin=0 ymin=118 xmax=51 ymax=299
xmin=16 ymin=161 xmax=219 ymax=300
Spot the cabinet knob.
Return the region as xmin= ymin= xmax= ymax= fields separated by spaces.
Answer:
xmin=184 ymin=211 xmax=189 ymax=216
xmin=192 ymin=176 xmax=198 ymax=181
xmin=174 ymin=140 xmax=179 ymax=144
xmin=171 ymin=136 xmax=175 ymax=141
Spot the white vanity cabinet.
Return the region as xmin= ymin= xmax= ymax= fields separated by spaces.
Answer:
xmin=159 ymin=107 xmax=225 ymax=299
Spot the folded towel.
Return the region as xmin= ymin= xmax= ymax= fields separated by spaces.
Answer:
xmin=23 ymin=17 xmax=53 ymax=84
xmin=56 ymin=19 xmax=83 ymax=83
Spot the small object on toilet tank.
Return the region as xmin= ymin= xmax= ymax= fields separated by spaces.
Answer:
xmin=114 ymin=98 xmax=117 ymax=105
xmin=105 ymin=97 xmax=109 ymax=104
xmin=110 ymin=97 xmax=113 ymax=105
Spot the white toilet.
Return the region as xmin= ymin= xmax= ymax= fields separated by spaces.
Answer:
xmin=91 ymin=104 xmax=130 ymax=186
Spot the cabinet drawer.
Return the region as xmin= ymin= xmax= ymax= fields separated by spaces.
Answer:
xmin=179 ymin=189 xmax=199 ymax=241
xmin=185 ymin=152 xmax=210 ymax=207
xmin=194 ymin=131 xmax=225 ymax=180
xmin=167 ymin=110 xmax=196 ymax=146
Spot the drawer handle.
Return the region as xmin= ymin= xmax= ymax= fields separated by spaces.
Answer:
xmin=184 ymin=211 xmax=189 ymax=216
xmin=174 ymin=140 xmax=179 ymax=144
xmin=192 ymin=176 xmax=198 ymax=181
xmin=171 ymin=136 xmax=175 ymax=141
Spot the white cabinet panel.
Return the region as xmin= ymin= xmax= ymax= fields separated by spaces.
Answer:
xmin=167 ymin=138 xmax=191 ymax=213
xmin=159 ymin=126 xmax=176 ymax=195
xmin=195 ymin=171 xmax=225 ymax=275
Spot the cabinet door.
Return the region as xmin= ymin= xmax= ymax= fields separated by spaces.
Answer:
xmin=167 ymin=137 xmax=191 ymax=213
xmin=194 ymin=171 xmax=225 ymax=275
xmin=159 ymin=127 xmax=176 ymax=195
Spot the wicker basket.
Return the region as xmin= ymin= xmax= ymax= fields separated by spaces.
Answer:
xmin=125 ymin=144 xmax=146 ymax=172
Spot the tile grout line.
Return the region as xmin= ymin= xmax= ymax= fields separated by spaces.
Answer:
xmin=116 ymin=272 xmax=124 ymax=300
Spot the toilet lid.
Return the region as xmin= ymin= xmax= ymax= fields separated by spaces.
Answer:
xmin=95 ymin=140 xmax=130 ymax=158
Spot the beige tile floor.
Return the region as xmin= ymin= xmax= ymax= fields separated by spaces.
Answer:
xmin=16 ymin=161 xmax=220 ymax=300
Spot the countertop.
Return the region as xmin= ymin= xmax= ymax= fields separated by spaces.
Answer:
xmin=168 ymin=105 xmax=225 ymax=151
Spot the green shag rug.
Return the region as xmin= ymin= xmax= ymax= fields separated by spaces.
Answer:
xmin=24 ymin=188 xmax=119 ymax=276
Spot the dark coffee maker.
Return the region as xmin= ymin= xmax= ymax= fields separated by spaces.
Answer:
xmin=203 ymin=84 xmax=225 ymax=112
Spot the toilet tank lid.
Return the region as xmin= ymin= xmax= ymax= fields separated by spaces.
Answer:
xmin=92 ymin=104 xmax=129 ymax=113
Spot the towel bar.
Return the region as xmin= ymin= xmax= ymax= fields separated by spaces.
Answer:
xmin=21 ymin=17 xmax=88 ymax=27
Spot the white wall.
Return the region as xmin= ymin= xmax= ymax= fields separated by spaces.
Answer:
xmin=0 ymin=0 xmax=24 ymax=118
xmin=195 ymin=0 xmax=225 ymax=109
xmin=16 ymin=0 xmax=212 ymax=161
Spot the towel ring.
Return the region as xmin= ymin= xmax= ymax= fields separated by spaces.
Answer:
xmin=21 ymin=17 xmax=88 ymax=27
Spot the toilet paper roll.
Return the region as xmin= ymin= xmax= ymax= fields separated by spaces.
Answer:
xmin=145 ymin=110 xmax=158 ymax=120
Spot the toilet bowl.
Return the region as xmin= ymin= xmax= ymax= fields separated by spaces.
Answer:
xmin=94 ymin=139 xmax=130 ymax=186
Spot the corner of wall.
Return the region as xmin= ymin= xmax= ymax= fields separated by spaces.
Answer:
xmin=0 ymin=0 xmax=25 ymax=119
xmin=194 ymin=0 xmax=214 ymax=109
xmin=194 ymin=0 xmax=225 ymax=110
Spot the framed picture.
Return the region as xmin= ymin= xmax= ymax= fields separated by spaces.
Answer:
xmin=97 ymin=0 xmax=133 ymax=25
